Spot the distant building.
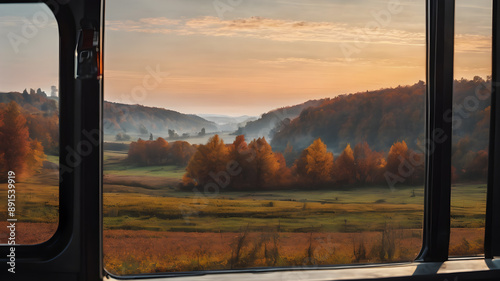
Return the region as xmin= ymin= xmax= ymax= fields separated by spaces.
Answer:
xmin=51 ymin=86 xmax=58 ymax=97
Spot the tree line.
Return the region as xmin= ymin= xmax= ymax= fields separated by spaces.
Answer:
xmin=128 ymin=137 xmax=197 ymax=166
xmin=128 ymin=133 xmax=488 ymax=190
xmin=181 ymin=135 xmax=424 ymax=190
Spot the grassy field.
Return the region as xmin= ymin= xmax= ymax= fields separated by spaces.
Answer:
xmin=0 ymin=149 xmax=487 ymax=274
xmin=0 ymin=166 xmax=59 ymax=245
xmin=102 ymin=150 xmax=485 ymax=233
xmin=101 ymin=148 xmax=487 ymax=274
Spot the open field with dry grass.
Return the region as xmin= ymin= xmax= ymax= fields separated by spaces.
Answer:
xmin=0 ymin=149 xmax=488 ymax=275
xmin=103 ymin=228 xmax=483 ymax=275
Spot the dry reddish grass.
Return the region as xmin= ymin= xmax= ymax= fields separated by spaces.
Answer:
xmin=103 ymin=229 xmax=423 ymax=275
xmin=0 ymin=223 xmax=484 ymax=275
xmin=103 ymin=228 xmax=485 ymax=275
xmin=0 ymin=222 xmax=58 ymax=244
xmin=449 ymin=228 xmax=484 ymax=256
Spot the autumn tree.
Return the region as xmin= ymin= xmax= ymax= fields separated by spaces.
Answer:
xmin=385 ymin=140 xmax=424 ymax=186
xmin=0 ymin=101 xmax=44 ymax=181
xmin=353 ymin=142 xmax=385 ymax=184
xmin=25 ymin=113 xmax=59 ymax=155
xmin=229 ymin=135 xmax=251 ymax=163
xmin=26 ymin=139 xmax=46 ymax=173
xmin=147 ymin=137 xmax=170 ymax=164
xmin=333 ymin=144 xmax=356 ymax=185
xmin=169 ymin=141 xmax=196 ymax=166
xmin=227 ymin=135 xmax=253 ymax=188
xmin=273 ymin=151 xmax=292 ymax=186
xmin=295 ymin=138 xmax=333 ymax=184
xmin=128 ymin=138 xmax=148 ymax=164
xmin=246 ymin=137 xmax=280 ymax=188
xmin=184 ymin=135 xmax=229 ymax=186
xmin=386 ymin=141 xmax=409 ymax=177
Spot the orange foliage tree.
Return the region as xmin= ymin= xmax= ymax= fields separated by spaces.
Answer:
xmin=0 ymin=101 xmax=45 ymax=181
xmin=386 ymin=141 xmax=409 ymax=177
xmin=246 ymin=137 xmax=281 ymax=188
xmin=333 ymin=144 xmax=356 ymax=185
xmin=183 ymin=135 xmax=286 ymax=190
xmin=25 ymin=113 xmax=59 ymax=155
xmin=385 ymin=140 xmax=424 ymax=186
xmin=353 ymin=142 xmax=385 ymax=184
xmin=183 ymin=135 xmax=229 ymax=186
xmin=295 ymin=138 xmax=333 ymax=184
xmin=128 ymin=139 xmax=148 ymax=164
xmin=170 ymin=141 xmax=197 ymax=166
xmin=227 ymin=135 xmax=253 ymax=189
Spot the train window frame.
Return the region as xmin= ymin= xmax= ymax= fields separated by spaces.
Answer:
xmin=0 ymin=0 xmax=76 ymax=261
xmin=0 ymin=0 xmax=499 ymax=281
xmin=0 ymin=2 xmax=61 ymax=246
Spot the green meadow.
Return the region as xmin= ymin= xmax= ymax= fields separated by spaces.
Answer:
xmin=101 ymin=149 xmax=486 ymax=234
xmin=0 ymin=149 xmax=485 ymax=235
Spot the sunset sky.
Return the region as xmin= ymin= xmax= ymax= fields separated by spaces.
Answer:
xmin=0 ymin=0 xmax=493 ymax=116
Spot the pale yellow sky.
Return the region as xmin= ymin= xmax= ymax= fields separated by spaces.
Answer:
xmin=0 ymin=0 xmax=493 ymax=116
xmin=102 ymin=0 xmax=492 ymax=115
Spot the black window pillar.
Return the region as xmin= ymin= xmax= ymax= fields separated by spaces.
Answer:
xmin=486 ymin=0 xmax=500 ymax=259
xmin=417 ymin=0 xmax=455 ymax=262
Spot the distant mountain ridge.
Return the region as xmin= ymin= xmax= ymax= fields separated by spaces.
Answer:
xmin=199 ymin=114 xmax=256 ymax=125
xmin=103 ymin=102 xmax=218 ymax=135
xmin=199 ymin=114 xmax=257 ymax=132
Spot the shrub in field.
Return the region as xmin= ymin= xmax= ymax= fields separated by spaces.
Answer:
xmin=369 ymin=225 xmax=397 ymax=262
xmin=352 ymin=235 xmax=367 ymax=263
xmin=449 ymin=237 xmax=483 ymax=256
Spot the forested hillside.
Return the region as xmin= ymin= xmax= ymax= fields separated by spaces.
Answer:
xmin=103 ymin=102 xmax=218 ymax=135
xmin=271 ymin=78 xmax=490 ymax=155
xmin=0 ymin=89 xmax=57 ymax=113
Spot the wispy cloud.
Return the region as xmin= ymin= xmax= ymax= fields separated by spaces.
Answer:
xmin=252 ymin=57 xmax=425 ymax=70
xmin=106 ymin=17 xmax=180 ymax=34
xmin=455 ymin=34 xmax=491 ymax=53
xmin=106 ymin=16 xmax=425 ymax=46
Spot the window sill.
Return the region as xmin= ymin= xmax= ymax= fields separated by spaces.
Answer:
xmin=105 ymin=258 xmax=500 ymax=281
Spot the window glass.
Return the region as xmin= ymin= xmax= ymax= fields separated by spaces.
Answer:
xmin=104 ymin=0 xmax=426 ymax=275
xmin=0 ymin=4 xmax=59 ymax=245
xmin=449 ymin=0 xmax=491 ymax=257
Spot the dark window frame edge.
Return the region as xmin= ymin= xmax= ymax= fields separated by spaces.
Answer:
xmin=0 ymin=0 xmax=498 ymax=280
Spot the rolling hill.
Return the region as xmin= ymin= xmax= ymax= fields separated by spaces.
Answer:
xmin=0 ymin=90 xmax=57 ymax=113
xmin=270 ymin=79 xmax=490 ymax=154
xmin=103 ymin=102 xmax=218 ymax=135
